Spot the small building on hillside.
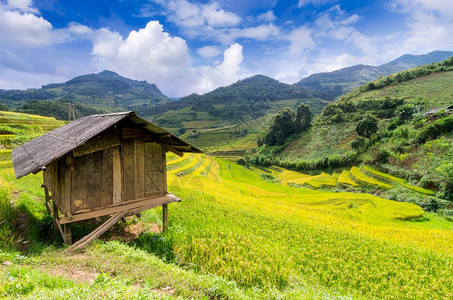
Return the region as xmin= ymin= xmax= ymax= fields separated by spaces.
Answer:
xmin=12 ymin=111 xmax=201 ymax=246
xmin=424 ymin=105 xmax=453 ymax=121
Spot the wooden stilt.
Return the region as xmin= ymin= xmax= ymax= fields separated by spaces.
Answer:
xmin=162 ymin=203 xmax=168 ymax=234
xmin=52 ymin=199 xmax=59 ymax=234
xmin=63 ymin=224 xmax=72 ymax=245
xmin=42 ymin=184 xmax=51 ymax=215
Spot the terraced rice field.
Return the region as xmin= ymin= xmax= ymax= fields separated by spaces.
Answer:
xmin=277 ymin=165 xmax=433 ymax=196
xmin=0 ymin=111 xmax=65 ymax=149
xmin=158 ymin=153 xmax=453 ymax=298
xmin=362 ymin=165 xmax=436 ymax=195
xmin=0 ymin=112 xmax=452 ymax=299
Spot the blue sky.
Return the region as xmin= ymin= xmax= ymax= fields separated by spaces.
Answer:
xmin=0 ymin=0 xmax=452 ymax=97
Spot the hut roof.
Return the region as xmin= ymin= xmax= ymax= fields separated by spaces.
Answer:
xmin=424 ymin=105 xmax=453 ymax=116
xmin=12 ymin=111 xmax=202 ymax=179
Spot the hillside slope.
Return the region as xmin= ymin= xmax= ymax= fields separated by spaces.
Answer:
xmin=141 ymin=74 xmax=331 ymax=133
xmin=265 ymin=56 xmax=453 ymax=200
xmin=0 ymin=70 xmax=169 ymax=112
xmin=295 ymin=50 xmax=453 ymax=98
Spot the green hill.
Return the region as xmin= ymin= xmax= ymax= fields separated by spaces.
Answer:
xmin=140 ymin=74 xmax=332 ymax=139
xmin=295 ymin=50 xmax=453 ymax=99
xmin=15 ymin=100 xmax=105 ymax=121
xmin=0 ymin=70 xmax=169 ymax=113
xmin=252 ymin=56 xmax=451 ymax=199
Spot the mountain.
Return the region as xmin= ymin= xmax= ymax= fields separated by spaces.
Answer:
xmin=138 ymin=74 xmax=332 ymax=131
xmin=250 ymin=56 xmax=453 ymax=197
xmin=295 ymin=50 xmax=453 ymax=99
xmin=0 ymin=70 xmax=169 ymax=113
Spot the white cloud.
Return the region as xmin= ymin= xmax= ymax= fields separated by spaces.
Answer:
xmin=312 ymin=6 xmax=378 ymax=57
xmin=0 ymin=67 xmax=69 ymax=90
xmin=387 ymin=0 xmax=453 ymax=54
xmin=309 ymin=53 xmax=374 ymax=74
xmin=197 ymin=43 xmax=243 ymax=93
xmin=91 ymin=21 xmax=244 ymax=96
xmin=298 ymin=0 xmax=337 ymax=8
xmin=389 ymin=0 xmax=453 ymax=16
xmin=256 ymin=10 xmax=277 ymax=22
xmin=165 ymin=0 xmax=240 ymax=28
xmin=197 ymin=45 xmax=222 ymax=58
xmin=0 ymin=2 xmax=95 ymax=48
xmin=6 ymin=0 xmax=38 ymax=13
xmin=287 ymin=26 xmax=315 ymax=56
xmin=340 ymin=13 xmax=360 ymax=26
xmin=0 ymin=48 xmax=29 ymax=71
xmin=0 ymin=3 xmax=53 ymax=47
xmin=68 ymin=22 xmax=94 ymax=36
xmin=202 ymin=2 xmax=241 ymax=27
xmin=152 ymin=0 xmax=280 ymax=44
xmin=231 ymin=24 xmax=280 ymax=41
xmin=92 ymin=21 xmax=190 ymax=82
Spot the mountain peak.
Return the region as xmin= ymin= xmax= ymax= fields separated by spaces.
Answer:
xmin=295 ymin=50 xmax=453 ymax=98
xmin=97 ymin=70 xmax=120 ymax=77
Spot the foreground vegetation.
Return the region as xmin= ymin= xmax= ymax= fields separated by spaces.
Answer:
xmin=2 ymin=69 xmax=453 ymax=300
xmin=2 ymin=144 xmax=453 ymax=298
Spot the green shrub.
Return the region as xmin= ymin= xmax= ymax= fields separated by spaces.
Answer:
xmin=0 ymin=186 xmax=16 ymax=250
xmin=135 ymin=233 xmax=175 ymax=262
xmin=415 ymin=115 xmax=453 ymax=144
xmin=236 ymin=157 xmax=247 ymax=166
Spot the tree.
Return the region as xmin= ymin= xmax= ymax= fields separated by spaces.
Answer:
xmin=263 ymin=104 xmax=312 ymax=146
xmin=264 ymin=107 xmax=296 ymax=146
xmin=397 ymin=103 xmax=415 ymax=123
xmin=355 ymin=114 xmax=378 ymax=138
xmin=257 ymin=138 xmax=264 ymax=147
xmin=295 ymin=103 xmax=312 ymax=132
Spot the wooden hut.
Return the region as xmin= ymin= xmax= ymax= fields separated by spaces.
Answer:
xmin=12 ymin=111 xmax=201 ymax=246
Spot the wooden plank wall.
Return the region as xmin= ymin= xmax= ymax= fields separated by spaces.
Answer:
xmin=70 ymin=151 xmax=103 ymax=212
xmin=44 ymin=135 xmax=168 ymax=215
xmin=144 ymin=142 xmax=166 ymax=196
xmin=122 ymin=140 xmax=166 ymax=201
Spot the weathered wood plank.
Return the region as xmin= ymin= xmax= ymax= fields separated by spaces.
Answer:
xmin=63 ymin=155 xmax=72 ymax=214
xmin=162 ymin=147 xmax=168 ymax=192
xmin=122 ymin=140 xmax=135 ymax=201
xmin=63 ymin=223 xmax=72 ymax=245
xmin=162 ymin=144 xmax=183 ymax=157
xmin=112 ymin=146 xmax=122 ymax=203
xmin=72 ymin=134 xmax=120 ymax=157
xmin=85 ymin=151 xmax=103 ymax=210
xmin=70 ymin=155 xmax=86 ymax=212
xmin=59 ymin=194 xmax=181 ymax=224
xmin=101 ymin=147 xmax=114 ymax=207
xmin=162 ymin=203 xmax=168 ymax=234
xmin=43 ymin=182 xmax=51 ymax=215
xmin=144 ymin=142 xmax=165 ymax=196
xmin=55 ymin=217 xmax=64 ymax=238
xmin=135 ymin=140 xmax=145 ymax=199
xmin=63 ymin=210 xmax=128 ymax=253
xmin=71 ymin=151 xmax=103 ymax=212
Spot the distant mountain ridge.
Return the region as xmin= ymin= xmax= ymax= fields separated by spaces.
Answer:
xmin=137 ymin=74 xmax=332 ymax=130
xmin=0 ymin=70 xmax=169 ymax=113
xmin=0 ymin=50 xmax=451 ymax=122
xmin=295 ymin=50 xmax=453 ymax=98
xmin=43 ymin=70 xmax=166 ymax=99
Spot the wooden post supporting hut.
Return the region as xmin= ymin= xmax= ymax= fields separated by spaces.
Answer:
xmin=12 ymin=111 xmax=201 ymax=248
